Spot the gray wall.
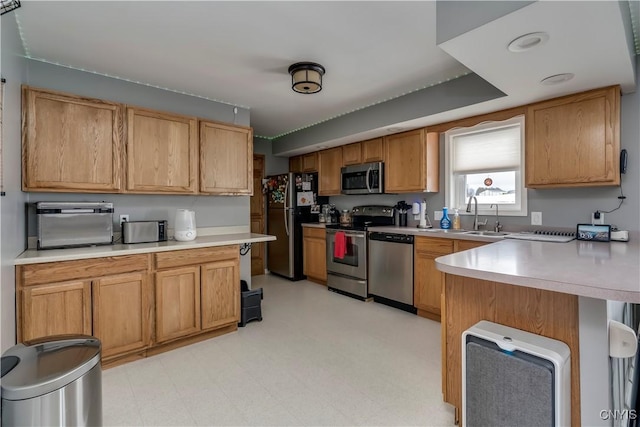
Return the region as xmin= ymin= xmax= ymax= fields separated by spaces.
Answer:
xmin=272 ymin=73 xmax=506 ymax=156
xmin=435 ymin=1 xmax=534 ymax=44
xmin=253 ymin=136 xmax=289 ymax=176
xmin=1 ymin=14 xmax=28 ymax=352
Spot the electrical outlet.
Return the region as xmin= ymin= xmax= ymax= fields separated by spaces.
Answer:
xmin=591 ymin=211 xmax=604 ymax=225
xmin=434 ymin=210 xmax=443 ymax=220
xmin=531 ymin=211 xmax=542 ymax=226
xmin=119 ymin=214 xmax=129 ymax=226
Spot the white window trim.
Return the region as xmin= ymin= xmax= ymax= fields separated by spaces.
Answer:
xmin=444 ymin=116 xmax=528 ymax=217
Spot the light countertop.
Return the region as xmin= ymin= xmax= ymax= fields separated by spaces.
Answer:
xmin=301 ymin=223 xmax=327 ymax=228
xmin=367 ymin=226 xmax=506 ymax=242
xmin=435 ymin=239 xmax=640 ymax=303
xmin=16 ymin=232 xmax=276 ymax=265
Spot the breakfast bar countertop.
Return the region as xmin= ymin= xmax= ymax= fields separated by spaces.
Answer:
xmin=435 ymin=238 xmax=640 ymax=303
xmin=15 ymin=232 xmax=276 ymax=265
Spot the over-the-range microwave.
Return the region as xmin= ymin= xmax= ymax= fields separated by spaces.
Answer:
xmin=341 ymin=162 xmax=384 ymax=195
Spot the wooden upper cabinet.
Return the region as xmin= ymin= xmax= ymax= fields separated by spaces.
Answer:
xmin=126 ymin=107 xmax=198 ymax=194
xmin=342 ymin=143 xmax=362 ymax=166
xmin=362 ymin=138 xmax=384 ymax=163
xmin=289 ymin=155 xmax=303 ymax=173
xmin=526 ymin=86 xmax=620 ymax=188
xmin=301 ymin=152 xmax=318 ymax=172
xmin=199 ymin=121 xmax=253 ymax=195
xmin=342 ymin=138 xmax=384 ymax=166
xmin=384 ymin=129 xmax=439 ymax=193
xmin=318 ymin=147 xmax=343 ymax=196
xmin=22 ymin=86 xmax=123 ymax=193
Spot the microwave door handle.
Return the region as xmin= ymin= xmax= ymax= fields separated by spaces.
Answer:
xmin=366 ymin=167 xmax=372 ymax=193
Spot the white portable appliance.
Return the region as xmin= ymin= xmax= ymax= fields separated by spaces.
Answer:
xmin=175 ymin=209 xmax=197 ymax=241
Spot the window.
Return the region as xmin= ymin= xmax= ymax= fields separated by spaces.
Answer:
xmin=445 ymin=116 xmax=527 ymax=216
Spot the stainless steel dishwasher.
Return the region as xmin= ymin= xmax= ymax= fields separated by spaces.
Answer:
xmin=368 ymin=232 xmax=416 ymax=313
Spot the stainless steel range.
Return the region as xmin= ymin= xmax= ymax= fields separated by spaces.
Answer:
xmin=325 ymin=205 xmax=394 ymax=299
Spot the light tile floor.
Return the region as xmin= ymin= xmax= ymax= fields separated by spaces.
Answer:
xmin=103 ymin=274 xmax=455 ymax=426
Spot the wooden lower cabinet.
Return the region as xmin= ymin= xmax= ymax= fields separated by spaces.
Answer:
xmin=414 ymin=237 xmax=453 ymax=320
xmin=303 ymin=227 xmax=327 ymax=283
xmin=93 ymin=272 xmax=151 ymax=358
xmin=201 ymin=259 xmax=240 ymax=330
xmin=21 ymin=280 xmax=92 ymax=342
xmin=155 ymin=266 xmax=201 ymax=343
xmin=16 ymin=246 xmax=241 ymax=365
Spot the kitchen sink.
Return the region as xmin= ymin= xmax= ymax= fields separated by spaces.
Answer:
xmin=464 ymin=231 xmax=510 ymax=236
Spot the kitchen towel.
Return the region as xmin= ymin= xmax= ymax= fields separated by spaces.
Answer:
xmin=333 ymin=231 xmax=347 ymax=259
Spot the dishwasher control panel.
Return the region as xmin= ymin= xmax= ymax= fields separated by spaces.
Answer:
xmin=369 ymin=232 xmax=414 ymax=244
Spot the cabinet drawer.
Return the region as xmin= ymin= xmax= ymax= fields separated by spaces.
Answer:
xmin=155 ymin=245 xmax=239 ymax=269
xmin=19 ymin=254 xmax=149 ymax=287
xmin=455 ymin=240 xmax=489 ymax=252
xmin=303 ymin=227 xmax=326 ymax=239
xmin=415 ymin=237 xmax=453 ymax=254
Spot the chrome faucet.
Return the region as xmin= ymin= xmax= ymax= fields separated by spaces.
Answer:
xmin=491 ymin=204 xmax=502 ymax=232
xmin=465 ymin=196 xmax=487 ymax=231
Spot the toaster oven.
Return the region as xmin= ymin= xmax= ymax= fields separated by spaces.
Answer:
xmin=122 ymin=220 xmax=168 ymax=244
xmin=36 ymin=202 xmax=114 ymax=249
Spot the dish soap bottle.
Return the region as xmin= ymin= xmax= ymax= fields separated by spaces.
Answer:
xmin=452 ymin=208 xmax=461 ymax=230
xmin=440 ymin=207 xmax=451 ymax=230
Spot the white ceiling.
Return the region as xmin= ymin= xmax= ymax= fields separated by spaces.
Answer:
xmin=13 ymin=1 xmax=639 ymax=144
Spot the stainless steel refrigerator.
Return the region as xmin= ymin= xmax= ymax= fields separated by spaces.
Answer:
xmin=266 ymin=172 xmax=327 ymax=280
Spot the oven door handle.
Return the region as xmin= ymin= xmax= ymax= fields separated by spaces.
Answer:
xmin=327 ymin=231 xmax=365 ymax=239
xmin=366 ymin=167 xmax=372 ymax=193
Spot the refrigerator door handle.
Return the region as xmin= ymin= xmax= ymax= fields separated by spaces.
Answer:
xmin=366 ymin=167 xmax=372 ymax=193
xmin=284 ymin=180 xmax=290 ymax=236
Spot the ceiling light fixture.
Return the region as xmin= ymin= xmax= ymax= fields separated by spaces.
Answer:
xmin=540 ymin=73 xmax=575 ymax=85
xmin=508 ymin=32 xmax=549 ymax=52
xmin=288 ymin=62 xmax=325 ymax=94
xmin=1 ymin=0 xmax=21 ymax=15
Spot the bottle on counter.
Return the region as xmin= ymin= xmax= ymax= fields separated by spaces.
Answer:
xmin=440 ymin=207 xmax=451 ymax=230
xmin=452 ymin=208 xmax=461 ymax=230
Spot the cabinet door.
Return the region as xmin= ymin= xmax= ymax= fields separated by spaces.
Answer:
xmin=289 ymin=155 xmax=303 ymax=173
xmin=342 ymin=143 xmax=362 ymax=166
xmin=303 ymin=228 xmax=327 ymax=282
xmin=200 ymin=121 xmax=253 ymax=194
xmin=384 ymin=129 xmax=439 ymax=193
xmin=22 ymin=86 xmax=123 ymax=192
xmin=21 ymin=281 xmax=92 ymax=342
xmin=155 ymin=266 xmax=201 ymax=343
xmin=414 ymin=237 xmax=453 ymax=320
xmin=526 ymin=86 xmax=620 ymax=188
xmin=201 ymin=259 xmax=240 ymax=330
xmin=318 ymin=147 xmax=343 ymax=196
xmin=126 ymin=107 xmax=197 ymax=194
xmin=93 ymin=272 xmax=151 ymax=358
xmin=362 ymin=138 xmax=384 ymax=163
xmin=301 ymin=152 xmax=318 ymax=172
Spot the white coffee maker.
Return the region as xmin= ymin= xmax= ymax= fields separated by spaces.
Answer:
xmin=175 ymin=209 xmax=197 ymax=241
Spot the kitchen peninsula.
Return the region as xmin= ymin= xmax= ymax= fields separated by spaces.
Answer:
xmin=436 ymin=238 xmax=640 ymax=426
xmin=15 ymin=229 xmax=275 ymax=367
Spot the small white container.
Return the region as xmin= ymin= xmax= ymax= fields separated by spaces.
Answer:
xmin=175 ymin=209 xmax=197 ymax=241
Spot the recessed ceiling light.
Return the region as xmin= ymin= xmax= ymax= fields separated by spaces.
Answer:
xmin=540 ymin=73 xmax=575 ymax=85
xmin=508 ymin=32 xmax=549 ymax=53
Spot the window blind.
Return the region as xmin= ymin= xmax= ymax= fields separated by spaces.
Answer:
xmin=451 ymin=124 xmax=521 ymax=174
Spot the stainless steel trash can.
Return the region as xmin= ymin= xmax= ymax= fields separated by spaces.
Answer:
xmin=1 ymin=335 xmax=102 ymax=426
